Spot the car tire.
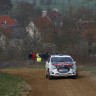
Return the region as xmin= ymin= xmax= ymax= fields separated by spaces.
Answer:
xmin=48 ymin=70 xmax=52 ymax=80
xmin=48 ymin=75 xmax=52 ymax=80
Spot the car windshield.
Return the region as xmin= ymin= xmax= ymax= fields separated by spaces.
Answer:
xmin=51 ymin=57 xmax=73 ymax=63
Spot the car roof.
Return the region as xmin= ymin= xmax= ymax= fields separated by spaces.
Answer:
xmin=50 ymin=54 xmax=71 ymax=57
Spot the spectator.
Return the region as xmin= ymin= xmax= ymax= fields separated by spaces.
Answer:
xmin=36 ymin=53 xmax=42 ymax=63
xmin=28 ymin=52 xmax=32 ymax=60
xmin=32 ymin=52 xmax=36 ymax=62
xmin=44 ymin=52 xmax=50 ymax=61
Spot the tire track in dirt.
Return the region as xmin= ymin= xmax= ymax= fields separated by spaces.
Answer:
xmin=1 ymin=69 xmax=96 ymax=96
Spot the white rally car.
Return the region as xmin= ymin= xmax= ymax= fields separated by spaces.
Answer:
xmin=45 ymin=54 xmax=77 ymax=79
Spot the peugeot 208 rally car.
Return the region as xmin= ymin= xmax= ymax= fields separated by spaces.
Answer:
xmin=45 ymin=54 xmax=77 ymax=79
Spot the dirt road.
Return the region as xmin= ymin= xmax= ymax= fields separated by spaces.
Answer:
xmin=1 ymin=68 xmax=96 ymax=96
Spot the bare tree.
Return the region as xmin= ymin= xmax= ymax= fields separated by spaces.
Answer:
xmin=81 ymin=21 xmax=96 ymax=54
xmin=0 ymin=0 xmax=12 ymax=15
xmin=11 ymin=1 xmax=35 ymax=27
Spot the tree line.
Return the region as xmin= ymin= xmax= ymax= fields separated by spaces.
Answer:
xmin=0 ymin=0 xmax=96 ymax=65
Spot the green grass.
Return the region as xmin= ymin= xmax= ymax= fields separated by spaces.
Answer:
xmin=78 ymin=65 xmax=96 ymax=74
xmin=0 ymin=73 xmax=26 ymax=96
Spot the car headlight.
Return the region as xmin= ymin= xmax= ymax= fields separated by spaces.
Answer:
xmin=71 ymin=65 xmax=76 ymax=69
xmin=51 ymin=65 xmax=56 ymax=69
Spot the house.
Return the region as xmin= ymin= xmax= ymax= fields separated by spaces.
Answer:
xmin=33 ymin=9 xmax=62 ymax=32
xmin=47 ymin=9 xmax=63 ymax=34
xmin=47 ymin=9 xmax=61 ymax=20
xmin=26 ymin=11 xmax=52 ymax=38
xmin=0 ymin=16 xmax=17 ymax=27
xmin=0 ymin=15 xmax=20 ymax=38
xmin=33 ymin=9 xmax=63 ymax=39
xmin=34 ymin=11 xmax=52 ymax=32
xmin=0 ymin=16 xmax=25 ymax=51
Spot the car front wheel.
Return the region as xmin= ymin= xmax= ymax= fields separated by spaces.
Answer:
xmin=48 ymin=70 xmax=52 ymax=80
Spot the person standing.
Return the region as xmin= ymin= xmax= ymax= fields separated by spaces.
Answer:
xmin=32 ymin=52 xmax=36 ymax=63
xmin=28 ymin=52 xmax=32 ymax=60
xmin=36 ymin=53 xmax=42 ymax=63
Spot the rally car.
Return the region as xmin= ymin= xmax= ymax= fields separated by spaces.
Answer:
xmin=45 ymin=54 xmax=77 ymax=79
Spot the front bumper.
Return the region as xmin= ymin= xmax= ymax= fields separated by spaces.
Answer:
xmin=49 ymin=69 xmax=76 ymax=77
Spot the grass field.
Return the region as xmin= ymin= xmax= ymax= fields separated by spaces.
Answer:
xmin=0 ymin=73 xmax=27 ymax=96
xmin=78 ymin=65 xmax=96 ymax=74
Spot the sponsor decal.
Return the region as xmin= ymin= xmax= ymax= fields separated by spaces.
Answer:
xmin=53 ymin=63 xmax=73 ymax=67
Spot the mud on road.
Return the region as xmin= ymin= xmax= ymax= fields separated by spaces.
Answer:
xmin=1 ymin=68 xmax=96 ymax=96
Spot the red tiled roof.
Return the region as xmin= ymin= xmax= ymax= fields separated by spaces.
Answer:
xmin=47 ymin=10 xmax=61 ymax=19
xmin=0 ymin=16 xmax=17 ymax=27
xmin=34 ymin=16 xmax=52 ymax=29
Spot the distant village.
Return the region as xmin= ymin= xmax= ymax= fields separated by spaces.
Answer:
xmin=0 ymin=0 xmax=96 ymax=62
